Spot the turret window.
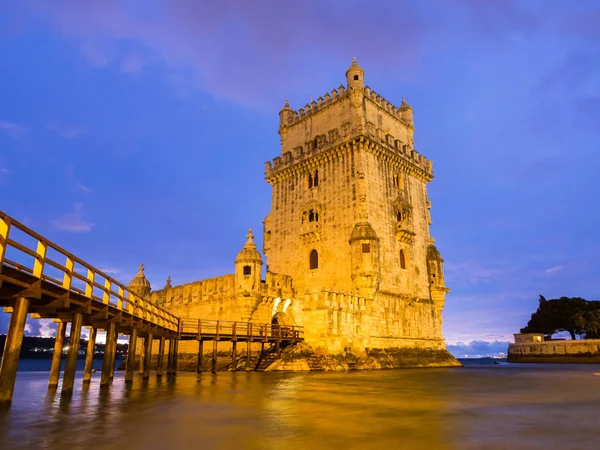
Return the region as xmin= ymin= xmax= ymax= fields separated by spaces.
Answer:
xmin=309 ymin=250 xmax=319 ymax=270
xmin=362 ymin=243 xmax=371 ymax=253
xmin=313 ymin=170 xmax=319 ymax=187
xmin=354 ymin=75 xmax=359 ymax=81
xmin=308 ymin=173 xmax=313 ymax=189
xmin=243 ymin=265 xmax=252 ymax=276
xmin=400 ymin=250 xmax=406 ymax=270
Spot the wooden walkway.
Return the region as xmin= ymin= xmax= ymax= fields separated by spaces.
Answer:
xmin=179 ymin=319 xmax=303 ymax=343
xmin=0 ymin=210 xmax=303 ymax=408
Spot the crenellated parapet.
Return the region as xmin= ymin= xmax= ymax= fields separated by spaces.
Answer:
xmin=150 ymin=274 xmax=236 ymax=307
xmin=279 ymin=85 xmax=350 ymax=130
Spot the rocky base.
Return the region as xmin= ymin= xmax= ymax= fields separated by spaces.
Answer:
xmin=265 ymin=343 xmax=462 ymax=371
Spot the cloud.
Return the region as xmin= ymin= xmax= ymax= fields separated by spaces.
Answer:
xmin=447 ymin=340 xmax=511 ymax=358
xmin=0 ymin=161 xmax=9 ymax=184
xmin=99 ymin=267 xmax=120 ymax=275
xmin=19 ymin=0 xmax=549 ymax=109
xmin=50 ymin=202 xmax=95 ymax=232
xmin=75 ymin=182 xmax=94 ymax=193
xmin=46 ymin=122 xmax=87 ymax=139
xmin=0 ymin=120 xmax=27 ymax=139
xmin=544 ymin=265 xmax=564 ymax=274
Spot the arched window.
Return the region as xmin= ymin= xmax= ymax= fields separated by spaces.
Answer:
xmin=243 ymin=265 xmax=252 ymax=275
xmin=309 ymin=250 xmax=319 ymax=270
xmin=313 ymin=137 xmax=318 ymax=150
xmin=309 ymin=210 xmax=315 ymax=222
xmin=308 ymin=173 xmax=313 ymax=189
xmin=400 ymin=250 xmax=406 ymax=269
xmin=313 ymin=170 xmax=319 ymax=187
xmin=397 ymin=211 xmax=403 ymax=222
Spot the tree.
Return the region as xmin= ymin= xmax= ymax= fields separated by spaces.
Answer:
xmin=521 ymin=295 xmax=589 ymax=339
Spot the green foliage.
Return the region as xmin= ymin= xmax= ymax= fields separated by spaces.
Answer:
xmin=521 ymin=295 xmax=600 ymax=339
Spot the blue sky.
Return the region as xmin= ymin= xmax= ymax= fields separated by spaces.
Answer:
xmin=1 ymin=1 xmax=599 ymax=357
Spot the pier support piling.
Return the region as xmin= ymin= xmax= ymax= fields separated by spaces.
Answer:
xmin=109 ymin=330 xmax=118 ymax=380
xmin=48 ymin=321 xmax=67 ymax=388
xmin=125 ymin=329 xmax=137 ymax=383
xmin=246 ymin=341 xmax=252 ymax=371
xmin=212 ymin=340 xmax=217 ymax=374
xmin=139 ymin=337 xmax=145 ymax=375
xmin=100 ymin=323 xmax=116 ymax=387
xmin=143 ymin=333 xmax=153 ymax=379
xmin=157 ymin=336 xmax=165 ymax=377
xmin=167 ymin=339 xmax=175 ymax=374
xmin=61 ymin=312 xmax=83 ymax=396
xmin=173 ymin=339 xmax=179 ymax=374
xmin=232 ymin=341 xmax=237 ymax=372
xmin=197 ymin=340 xmax=204 ymax=373
xmin=0 ymin=297 xmax=30 ymax=407
xmin=83 ymin=327 xmax=97 ymax=384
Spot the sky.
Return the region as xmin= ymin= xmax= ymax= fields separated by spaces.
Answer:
xmin=1 ymin=1 xmax=599 ymax=358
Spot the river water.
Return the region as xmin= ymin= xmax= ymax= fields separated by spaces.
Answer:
xmin=1 ymin=362 xmax=599 ymax=449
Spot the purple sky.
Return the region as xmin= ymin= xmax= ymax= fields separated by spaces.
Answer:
xmin=1 ymin=1 xmax=599 ymax=357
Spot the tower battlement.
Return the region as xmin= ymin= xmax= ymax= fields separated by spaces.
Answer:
xmin=270 ymin=59 xmax=428 ymax=182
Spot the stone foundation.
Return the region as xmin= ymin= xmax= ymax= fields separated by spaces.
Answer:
xmin=265 ymin=343 xmax=461 ymax=371
xmin=508 ymin=339 xmax=600 ymax=363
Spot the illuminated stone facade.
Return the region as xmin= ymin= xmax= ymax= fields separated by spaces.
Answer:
xmin=139 ymin=60 xmax=455 ymax=362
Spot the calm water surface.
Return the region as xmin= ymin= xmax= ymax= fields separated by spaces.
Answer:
xmin=1 ymin=363 xmax=599 ymax=449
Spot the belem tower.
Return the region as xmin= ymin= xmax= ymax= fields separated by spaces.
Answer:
xmin=128 ymin=59 xmax=460 ymax=370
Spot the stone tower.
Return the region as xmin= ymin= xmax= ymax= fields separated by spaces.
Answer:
xmin=263 ymin=59 xmax=451 ymax=355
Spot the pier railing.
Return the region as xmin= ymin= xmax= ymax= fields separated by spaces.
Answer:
xmin=179 ymin=318 xmax=304 ymax=342
xmin=0 ymin=210 xmax=179 ymax=333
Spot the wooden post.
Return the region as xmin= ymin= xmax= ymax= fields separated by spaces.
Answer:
xmin=138 ymin=337 xmax=145 ymax=375
xmin=231 ymin=341 xmax=237 ymax=372
xmin=0 ymin=297 xmax=30 ymax=407
xmin=100 ymin=323 xmax=116 ymax=387
xmin=48 ymin=321 xmax=67 ymax=388
xmin=83 ymin=327 xmax=97 ymax=384
xmin=166 ymin=339 xmax=173 ymax=374
xmin=197 ymin=340 xmax=204 ymax=373
xmin=173 ymin=339 xmax=179 ymax=374
xmin=143 ymin=333 xmax=153 ymax=379
xmin=245 ymin=341 xmax=251 ymax=371
xmin=211 ymin=339 xmax=217 ymax=374
xmin=109 ymin=329 xmax=118 ymax=380
xmin=61 ymin=312 xmax=83 ymax=396
xmin=156 ymin=336 xmax=166 ymax=377
xmin=246 ymin=322 xmax=253 ymax=371
xmin=125 ymin=328 xmax=137 ymax=383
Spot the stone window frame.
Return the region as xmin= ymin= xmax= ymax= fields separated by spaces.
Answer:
xmin=309 ymin=249 xmax=319 ymax=270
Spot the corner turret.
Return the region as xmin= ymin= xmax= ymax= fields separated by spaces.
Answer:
xmin=400 ymin=97 xmax=414 ymax=127
xmin=346 ymin=57 xmax=365 ymax=91
xmin=426 ymin=239 xmax=450 ymax=323
xmin=279 ymin=99 xmax=293 ymax=128
xmin=128 ymin=263 xmax=151 ymax=297
xmin=235 ymin=229 xmax=263 ymax=295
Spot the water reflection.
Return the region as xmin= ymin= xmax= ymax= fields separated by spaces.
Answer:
xmin=1 ymin=365 xmax=600 ymax=449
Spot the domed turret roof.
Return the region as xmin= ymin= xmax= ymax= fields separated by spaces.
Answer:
xmin=399 ymin=97 xmax=412 ymax=111
xmin=349 ymin=221 xmax=379 ymax=243
xmin=345 ymin=57 xmax=364 ymax=77
xmin=427 ymin=240 xmax=443 ymax=261
xmin=235 ymin=229 xmax=263 ymax=264
xmin=128 ymin=263 xmax=151 ymax=297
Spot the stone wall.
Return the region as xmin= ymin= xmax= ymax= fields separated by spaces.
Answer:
xmin=508 ymin=339 xmax=600 ymax=363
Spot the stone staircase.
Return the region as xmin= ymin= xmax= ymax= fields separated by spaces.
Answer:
xmin=306 ymin=355 xmax=325 ymax=371
xmin=255 ymin=351 xmax=280 ymax=371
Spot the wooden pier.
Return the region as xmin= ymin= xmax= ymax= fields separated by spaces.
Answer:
xmin=0 ymin=210 xmax=303 ymax=408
